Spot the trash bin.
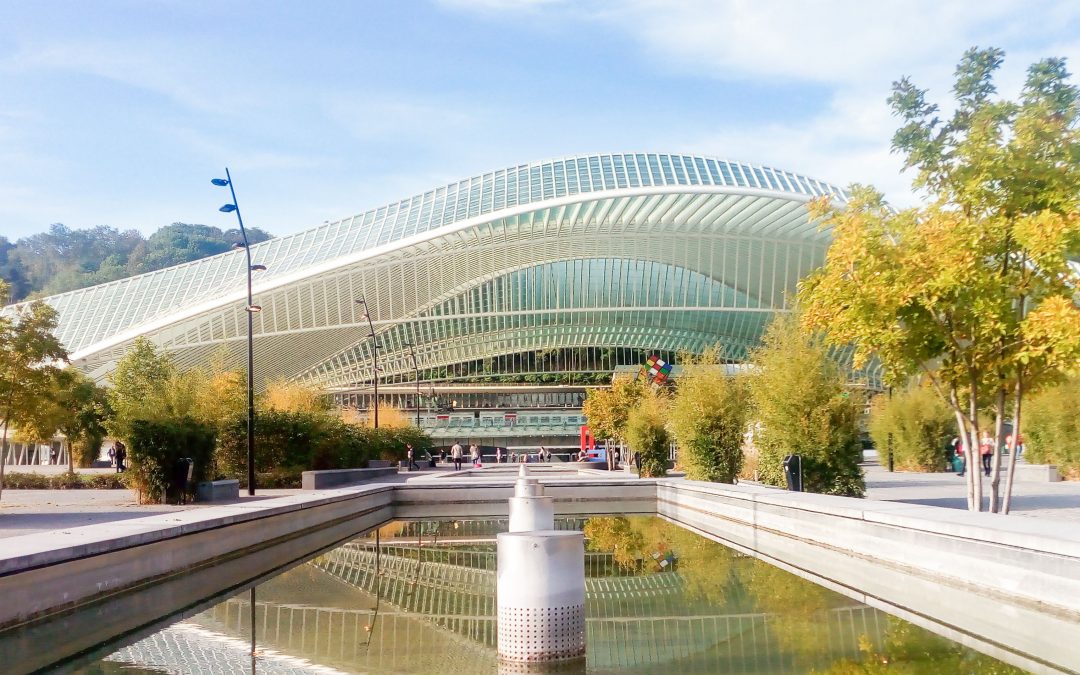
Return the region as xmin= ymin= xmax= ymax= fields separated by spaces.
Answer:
xmin=783 ymin=454 xmax=803 ymax=492
xmin=171 ymin=457 xmax=195 ymax=504
xmin=951 ymin=455 xmax=965 ymax=473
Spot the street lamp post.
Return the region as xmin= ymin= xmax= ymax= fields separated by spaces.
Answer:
xmin=213 ymin=169 xmax=266 ymax=496
xmin=356 ymin=299 xmax=379 ymax=429
xmin=403 ymin=341 xmax=420 ymax=427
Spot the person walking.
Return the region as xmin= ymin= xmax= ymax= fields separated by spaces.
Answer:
xmin=407 ymin=444 xmax=420 ymax=471
xmin=114 ymin=441 xmax=127 ymax=473
xmin=451 ymin=442 xmax=463 ymax=471
xmin=496 ymin=446 xmax=503 ymax=464
xmin=470 ymin=443 xmax=480 ymax=468
xmin=980 ymin=433 xmax=994 ymax=477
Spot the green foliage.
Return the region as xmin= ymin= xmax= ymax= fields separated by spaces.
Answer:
xmin=749 ymin=314 xmax=865 ymax=497
xmin=127 ymin=418 xmax=216 ymax=504
xmin=582 ymin=376 xmax=644 ymax=442
xmin=868 ymin=385 xmax=955 ymax=472
xmin=669 ymin=349 xmax=749 ymax=482
xmin=3 ymin=471 xmax=129 ymax=490
xmin=801 ymin=48 xmax=1080 ymax=511
xmin=625 ymin=393 xmax=670 ymax=478
xmin=1024 ymin=377 xmax=1080 ymax=478
xmin=215 ymin=409 xmax=431 ymax=486
xmin=0 ymin=297 xmax=69 ymax=500
xmin=1 ymin=222 xmax=272 ymax=303
xmin=106 ymin=337 xmax=178 ymax=441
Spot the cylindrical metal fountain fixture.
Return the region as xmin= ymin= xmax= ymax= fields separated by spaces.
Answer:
xmin=497 ymin=530 xmax=586 ymax=665
xmin=509 ymin=465 xmax=554 ymax=532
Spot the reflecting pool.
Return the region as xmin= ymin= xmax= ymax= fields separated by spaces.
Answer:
xmin=48 ymin=517 xmax=1023 ymax=673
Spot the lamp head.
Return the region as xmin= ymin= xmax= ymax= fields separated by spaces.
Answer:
xmin=232 ymin=242 xmax=246 ymax=250
xmin=250 ymin=264 xmax=267 ymax=272
xmin=211 ymin=178 xmax=230 ymax=187
xmin=245 ymin=305 xmax=263 ymax=313
xmin=219 ymin=203 xmax=238 ymax=213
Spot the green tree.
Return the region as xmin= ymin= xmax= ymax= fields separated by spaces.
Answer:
xmin=624 ymin=392 xmax=670 ymax=477
xmin=868 ymin=385 xmax=955 ymax=472
xmin=582 ymin=375 xmax=645 ymax=451
xmin=55 ymin=372 xmax=111 ymax=470
xmin=749 ymin=313 xmax=864 ymax=497
xmin=1023 ymin=376 xmax=1080 ymax=478
xmin=106 ymin=336 xmax=178 ymax=442
xmin=669 ymin=348 xmax=749 ymax=482
xmin=0 ymin=287 xmax=69 ymax=500
xmin=801 ymin=48 xmax=1080 ymax=511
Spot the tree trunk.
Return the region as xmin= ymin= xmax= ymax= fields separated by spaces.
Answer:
xmin=967 ymin=373 xmax=983 ymax=512
xmin=67 ymin=437 xmax=74 ymax=474
xmin=989 ymin=385 xmax=1006 ymax=512
xmin=0 ymin=415 xmax=9 ymax=503
xmin=948 ymin=387 xmax=975 ymax=510
xmin=1002 ymin=376 xmax=1023 ymax=515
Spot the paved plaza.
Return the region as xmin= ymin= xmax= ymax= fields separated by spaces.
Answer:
xmin=1 ymin=460 xmax=1078 ymax=539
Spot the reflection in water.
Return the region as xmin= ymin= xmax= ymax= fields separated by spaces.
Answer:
xmin=76 ymin=517 xmax=1020 ymax=674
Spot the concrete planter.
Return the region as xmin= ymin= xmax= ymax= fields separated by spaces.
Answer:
xmin=195 ymin=479 xmax=239 ymax=502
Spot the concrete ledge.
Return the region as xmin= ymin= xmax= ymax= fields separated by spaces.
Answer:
xmin=1013 ymin=463 xmax=1062 ymax=482
xmin=367 ymin=459 xmax=393 ymax=468
xmin=301 ymin=467 xmax=398 ymax=490
xmin=195 ymin=479 xmax=239 ymax=502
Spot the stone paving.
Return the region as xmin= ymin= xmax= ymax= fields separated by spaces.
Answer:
xmin=0 ymin=467 xmax=439 ymax=538
xmin=2 ymin=460 xmax=1078 ymax=540
xmin=862 ymin=460 xmax=1080 ymax=523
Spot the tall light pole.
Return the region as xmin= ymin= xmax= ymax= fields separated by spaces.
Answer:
xmin=403 ymin=341 xmax=420 ymax=427
xmin=213 ymin=169 xmax=266 ymax=496
xmin=356 ymin=298 xmax=379 ymax=429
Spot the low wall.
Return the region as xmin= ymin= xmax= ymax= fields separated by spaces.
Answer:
xmin=301 ymin=467 xmax=398 ymax=490
xmin=0 ymin=485 xmax=395 ymax=630
xmin=656 ymin=480 xmax=1080 ymax=673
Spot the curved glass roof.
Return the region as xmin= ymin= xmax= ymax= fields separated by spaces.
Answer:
xmin=4 ymin=153 xmax=846 ymax=357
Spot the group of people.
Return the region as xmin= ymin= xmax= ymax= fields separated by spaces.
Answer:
xmin=107 ymin=441 xmax=127 ymax=473
xmin=948 ymin=433 xmax=1023 ymax=478
xmin=438 ymin=444 xmax=561 ymax=469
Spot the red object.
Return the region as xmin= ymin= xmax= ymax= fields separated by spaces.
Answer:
xmin=580 ymin=425 xmax=596 ymax=452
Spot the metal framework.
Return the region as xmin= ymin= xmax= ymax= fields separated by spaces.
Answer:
xmin=2 ymin=153 xmax=849 ymax=390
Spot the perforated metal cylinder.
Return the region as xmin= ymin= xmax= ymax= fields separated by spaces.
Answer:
xmin=515 ymin=478 xmax=544 ymax=497
xmin=497 ymin=531 xmax=586 ymax=664
xmin=508 ymin=495 xmax=555 ymax=532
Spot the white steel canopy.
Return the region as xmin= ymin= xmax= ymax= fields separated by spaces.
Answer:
xmin=3 ymin=153 xmax=849 ymax=389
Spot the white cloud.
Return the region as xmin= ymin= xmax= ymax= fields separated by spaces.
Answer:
xmin=490 ymin=0 xmax=1080 ymax=204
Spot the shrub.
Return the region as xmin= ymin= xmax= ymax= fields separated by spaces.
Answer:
xmin=625 ymin=394 xmax=670 ymax=478
xmin=868 ymin=385 xmax=955 ymax=472
xmin=127 ymin=418 xmax=216 ymax=503
xmin=1025 ymin=377 xmax=1080 ymax=479
xmin=215 ymin=409 xmax=432 ymax=486
xmin=3 ymin=472 xmax=130 ymax=489
xmin=669 ymin=356 xmax=749 ymax=482
xmin=4 ymin=472 xmax=51 ymax=489
xmin=749 ymin=314 xmax=864 ymax=497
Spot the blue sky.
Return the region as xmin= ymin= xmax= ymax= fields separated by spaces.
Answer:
xmin=2 ymin=0 xmax=1079 ymax=240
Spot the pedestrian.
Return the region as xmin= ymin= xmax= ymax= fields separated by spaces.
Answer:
xmin=980 ymin=433 xmax=994 ymax=477
xmin=539 ymin=446 xmax=546 ymax=463
xmin=955 ymin=439 xmax=965 ymax=477
xmin=114 ymin=441 xmax=127 ymax=473
xmin=470 ymin=443 xmax=480 ymax=468
xmin=510 ymin=451 xmax=518 ymax=463
xmin=451 ymin=442 xmax=463 ymax=471
xmin=108 ymin=445 xmax=116 ymax=468
xmin=496 ymin=446 xmax=503 ymax=464
xmin=440 ymin=448 xmax=447 ymax=463
xmin=944 ymin=437 xmax=958 ymax=472
xmin=407 ymin=443 xmax=419 ymax=471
